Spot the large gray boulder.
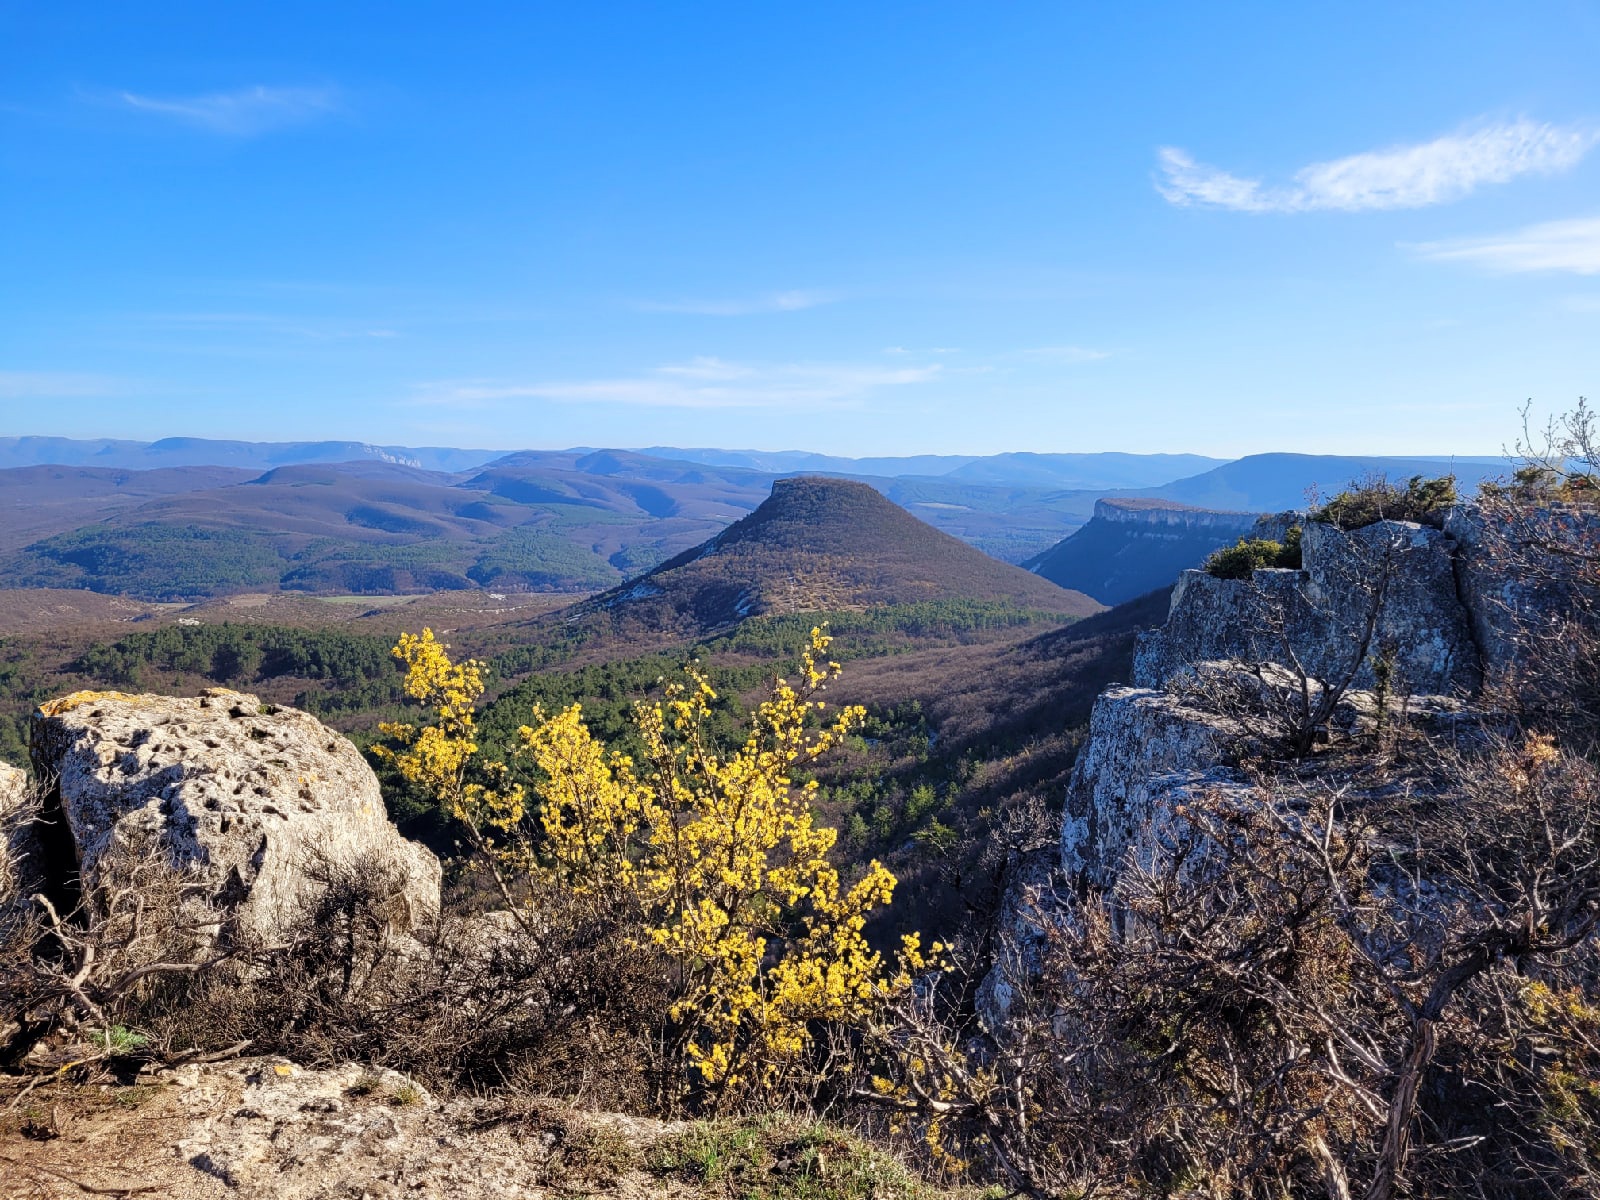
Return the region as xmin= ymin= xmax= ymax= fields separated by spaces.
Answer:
xmin=29 ymin=688 xmax=439 ymax=947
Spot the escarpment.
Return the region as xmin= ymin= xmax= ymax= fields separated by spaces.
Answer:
xmin=1025 ymin=498 xmax=1267 ymax=605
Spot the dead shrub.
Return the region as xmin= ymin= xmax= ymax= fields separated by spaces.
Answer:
xmin=3 ymin=825 xmax=236 ymax=1069
xmin=130 ymin=855 xmax=674 ymax=1110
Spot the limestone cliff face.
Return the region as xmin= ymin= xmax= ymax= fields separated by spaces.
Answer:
xmin=981 ymin=506 xmax=1544 ymax=1026
xmin=26 ymin=687 xmax=440 ymax=948
xmin=1091 ymin=497 xmax=1261 ymax=531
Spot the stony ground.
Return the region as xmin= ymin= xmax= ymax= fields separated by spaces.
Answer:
xmin=3 ymin=1058 xmax=689 ymax=1200
xmin=2 ymin=1058 xmax=941 ymax=1200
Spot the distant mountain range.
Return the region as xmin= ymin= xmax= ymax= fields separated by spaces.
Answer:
xmin=1 ymin=436 xmax=1233 ymax=489
xmin=1130 ymin=452 xmax=1508 ymax=511
xmin=0 ymin=438 xmax=1514 ymax=603
xmin=638 ymin=447 xmax=1232 ymax=489
xmin=0 ymin=436 xmax=498 ymax=474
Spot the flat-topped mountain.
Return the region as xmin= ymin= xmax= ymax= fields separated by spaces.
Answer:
xmin=587 ymin=476 xmax=1104 ymax=633
xmin=1026 ymin=498 xmax=1262 ymax=605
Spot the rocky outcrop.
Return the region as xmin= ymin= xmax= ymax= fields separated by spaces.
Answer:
xmin=28 ymin=688 xmax=440 ymax=948
xmin=1134 ymin=519 xmax=1481 ymax=696
xmin=1132 ymin=567 xmax=1306 ymax=688
xmin=979 ymin=687 xmax=1256 ymax=1028
xmin=981 ymin=511 xmax=1540 ymax=1029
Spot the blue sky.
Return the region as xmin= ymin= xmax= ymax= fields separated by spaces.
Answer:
xmin=3 ymin=2 xmax=1598 ymax=456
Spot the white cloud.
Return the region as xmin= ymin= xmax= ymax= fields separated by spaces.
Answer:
xmin=416 ymin=357 xmax=941 ymax=410
xmin=1158 ymin=119 xmax=1595 ymax=213
xmin=1412 ymin=215 xmax=1600 ymax=275
xmin=0 ymin=371 xmax=124 ymax=398
xmin=634 ymin=290 xmax=836 ymax=316
xmin=119 ymin=86 xmax=338 ymax=135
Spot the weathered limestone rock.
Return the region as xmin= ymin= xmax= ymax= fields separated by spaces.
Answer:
xmin=1444 ymin=506 xmax=1523 ymax=680
xmin=1061 ymin=686 xmax=1247 ymax=890
xmin=980 ymin=686 xmax=1260 ymax=1029
xmin=1133 ymin=520 xmax=1480 ymax=696
xmin=0 ymin=759 xmax=40 ymax=913
xmin=0 ymin=761 xmax=24 ymax=810
xmin=29 ymin=688 xmax=440 ymax=946
xmin=1132 ymin=568 xmax=1305 ymax=688
xmin=1443 ymin=503 xmax=1600 ymax=683
xmin=1301 ymin=519 xmax=1480 ymax=695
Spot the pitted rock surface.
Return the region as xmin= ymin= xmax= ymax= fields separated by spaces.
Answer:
xmin=1444 ymin=503 xmax=1600 ymax=683
xmin=29 ymin=688 xmax=439 ymax=945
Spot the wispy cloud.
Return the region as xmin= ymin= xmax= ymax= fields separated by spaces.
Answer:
xmin=415 ymin=357 xmax=941 ymax=410
xmin=0 ymin=371 xmax=125 ymax=398
xmin=634 ymin=290 xmax=837 ymax=316
xmin=119 ymin=85 xmax=338 ymax=135
xmin=1020 ymin=345 xmax=1111 ymax=363
xmin=1412 ymin=215 xmax=1600 ymax=275
xmin=1158 ymin=119 xmax=1595 ymax=213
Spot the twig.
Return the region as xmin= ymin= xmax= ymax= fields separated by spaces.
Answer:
xmin=160 ymin=1038 xmax=253 ymax=1067
xmin=0 ymin=1153 xmax=165 ymax=1195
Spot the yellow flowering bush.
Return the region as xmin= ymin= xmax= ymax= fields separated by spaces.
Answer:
xmin=377 ymin=625 xmax=923 ymax=1101
xmin=371 ymin=630 xmax=527 ymax=889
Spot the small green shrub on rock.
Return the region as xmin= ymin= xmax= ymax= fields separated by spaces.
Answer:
xmin=1204 ymin=526 xmax=1303 ymax=579
xmin=1309 ymin=473 xmax=1457 ymax=530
